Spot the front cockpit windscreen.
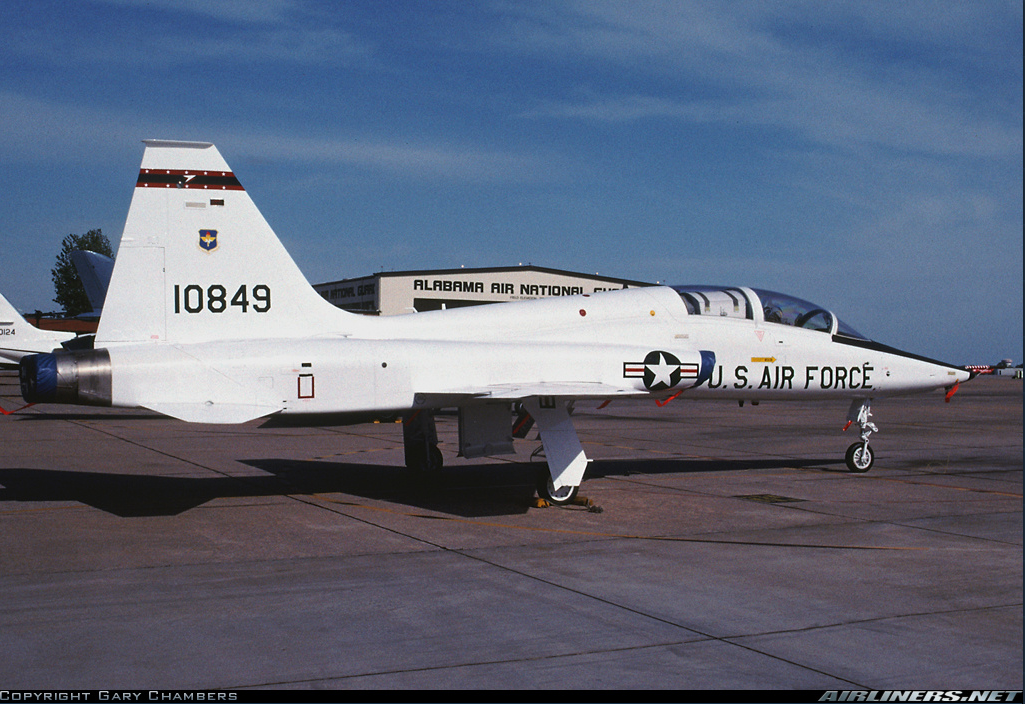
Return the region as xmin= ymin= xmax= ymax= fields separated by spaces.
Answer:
xmin=753 ymin=289 xmax=867 ymax=339
xmin=672 ymin=286 xmax=868 ymax=340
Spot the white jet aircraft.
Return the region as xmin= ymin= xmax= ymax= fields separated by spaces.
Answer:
xmin=18 ymin=141 xmax=972 ymax=503
xmin=0 ymin=291 xmax=76 ymax=366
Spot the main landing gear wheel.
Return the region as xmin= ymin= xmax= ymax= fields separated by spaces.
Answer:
xmin=536 ymin=471 xmax=579 ymax=505
xmin=407 ymin=444 xmax=444 ymax=473
xmin=427 ymin=444 xmax=444 ymax=472
xmin=845 ymin=442 xmax=874 ymax=473
xmin=403 ymin=410 xmax=442 ymax=473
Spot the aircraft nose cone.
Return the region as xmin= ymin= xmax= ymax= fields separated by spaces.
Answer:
xmin=937 ymin=363 xmax=972 ymax=389
xmin=883 ymin=353 xmax=974 ymax=395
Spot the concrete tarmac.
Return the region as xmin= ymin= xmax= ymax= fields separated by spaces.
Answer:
xmin=1 ymin=371 xmax=1021 ymax=690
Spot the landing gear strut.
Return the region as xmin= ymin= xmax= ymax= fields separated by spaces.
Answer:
xmin=403 ymin=410 xmax=443 ymax=472
xmin=520 ymin=398 xmax=588 ymax=505
xmin=844 ymin=399 xmax=877 ymax=473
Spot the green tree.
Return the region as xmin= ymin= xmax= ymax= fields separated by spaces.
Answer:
xmin=52 ymin=229 xmax=113 ymax=316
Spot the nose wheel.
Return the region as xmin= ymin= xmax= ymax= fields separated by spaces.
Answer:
xmin=843 ymin=399 xmax=878 ymax=473
xmin=845 ymin=442 xmax=874 ymax=472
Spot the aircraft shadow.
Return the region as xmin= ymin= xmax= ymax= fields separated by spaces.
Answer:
xmin=245 ymin=459 xmax=540 ymax=518
xmin=0 ymin=463 xmax=503 ymax=519
xmin=11 ymin=411 xmax=169 ymax=421
xmin=587 ymin=457 xmax=838 ymax=479
xmin=0 ymin=467 xmax=260 ymax=518
xmin=0 ymin=456 xmax=837 ymax=519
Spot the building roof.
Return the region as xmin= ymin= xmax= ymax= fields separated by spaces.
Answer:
xmin=316 ymin=264 xmax=653 ymax=288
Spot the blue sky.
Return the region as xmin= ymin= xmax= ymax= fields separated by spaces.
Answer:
xmin=0 ymin=0 xmax=1020 ymax=364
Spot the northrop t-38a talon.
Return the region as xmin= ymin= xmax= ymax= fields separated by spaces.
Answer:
xmin=17 ymin=140 xmax=971 ymax=503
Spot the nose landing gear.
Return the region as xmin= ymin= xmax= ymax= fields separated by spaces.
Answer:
xmin=843 ymin=399 xmax=877 ymax=473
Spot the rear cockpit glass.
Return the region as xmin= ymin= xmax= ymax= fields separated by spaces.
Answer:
xmin=672 ymin=286 xmax=753 ymax=319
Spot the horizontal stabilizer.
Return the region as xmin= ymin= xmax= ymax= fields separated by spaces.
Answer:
xmin=143 ymin=401 xmax=281 ymax=425
xmin=108 ymin=343 xmax=284 ymax=424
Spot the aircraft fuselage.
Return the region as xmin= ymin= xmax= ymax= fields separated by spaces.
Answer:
xmin=33 ymin=286 xmax=966 ymax=421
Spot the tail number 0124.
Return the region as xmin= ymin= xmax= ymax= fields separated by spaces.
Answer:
xmin=174 ymin=284 xmax=271 ymax=314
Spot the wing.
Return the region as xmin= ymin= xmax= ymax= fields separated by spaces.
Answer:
xmin=413 ymin=381 xmax=646 ymax=407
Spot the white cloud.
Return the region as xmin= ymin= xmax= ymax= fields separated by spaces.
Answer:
xmin=95 ymin=0 xmax=304 ymax=26
xmin=0 ymin=90 xmax=553 ymax=182
xmin=230 ymin=133 xmax=555 ymax=182
xmin=10 ymin=0 xmax=374 ymax=68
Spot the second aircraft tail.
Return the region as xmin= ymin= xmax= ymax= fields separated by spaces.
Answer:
xmin=0 ymin=292 xmax=76 ymax=363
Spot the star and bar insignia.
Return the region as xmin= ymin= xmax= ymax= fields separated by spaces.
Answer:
xmin=624 ymin=351 xmax=699 ymax=391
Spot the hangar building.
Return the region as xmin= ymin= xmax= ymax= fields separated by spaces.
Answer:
xmin=314 ymin=265 xmax=653 ymax=315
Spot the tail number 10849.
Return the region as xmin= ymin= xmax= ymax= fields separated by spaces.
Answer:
xmin=173 ymin=284 xmax=271 ymax=314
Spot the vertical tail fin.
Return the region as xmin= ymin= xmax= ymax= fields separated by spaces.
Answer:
xmin=0 ymin=292 xmax=76 ymax=363
xmin=96 ymin=140 xmax=355 ymax=347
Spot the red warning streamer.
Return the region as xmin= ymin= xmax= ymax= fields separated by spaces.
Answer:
xmin=944 ymin=380 xmax=960 ymax=403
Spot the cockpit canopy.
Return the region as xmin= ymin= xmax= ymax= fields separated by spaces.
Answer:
xmin=672 ymin=285 xmax=867 ymax=340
